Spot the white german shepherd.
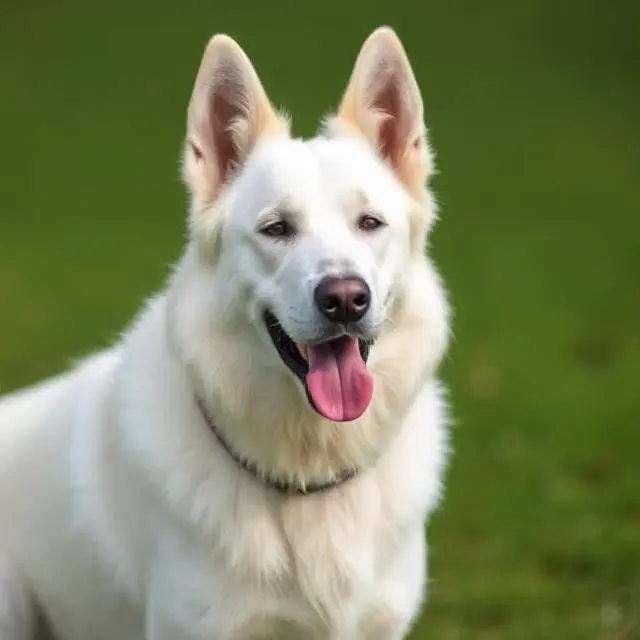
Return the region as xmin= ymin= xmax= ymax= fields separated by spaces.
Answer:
xmin=0 ymin=26 xmax=450 ymax=640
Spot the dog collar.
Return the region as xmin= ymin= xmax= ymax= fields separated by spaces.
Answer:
xmin=195 ymin=396 xmax=358 ymax=496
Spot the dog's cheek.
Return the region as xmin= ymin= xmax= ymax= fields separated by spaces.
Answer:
xmin=189 ymin=209 xmax=225 ymax=266
xmin=373 ymin=232 xmax=406 ymax=306
xmin=408 ymin=210 xmax=431 ymax=256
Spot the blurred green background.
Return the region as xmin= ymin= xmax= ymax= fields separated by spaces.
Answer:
xmin=1 ymin=0 xmax=639 ymax=638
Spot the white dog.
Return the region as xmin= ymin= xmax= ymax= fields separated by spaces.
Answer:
xmin=0 ymin=26 xmax=450 ymax=640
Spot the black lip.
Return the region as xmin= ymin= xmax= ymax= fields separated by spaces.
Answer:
xmin=263 ymin=311 xmax=372 ymax=404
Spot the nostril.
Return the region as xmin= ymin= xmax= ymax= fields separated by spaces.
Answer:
xmin=352 ymin=293 xmax=368 ymax=308
xmin=323 ymin=295 xmax=340 ymax=313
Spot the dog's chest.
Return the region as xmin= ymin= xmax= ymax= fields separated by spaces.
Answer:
xmin=282 ymin=495 xmax=378 ymax=609
xmin=216 ymin=486 xmax=385 ymax=637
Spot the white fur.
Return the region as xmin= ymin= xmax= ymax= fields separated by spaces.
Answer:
xmin=0 ymin=27 xmax=450 ymax=639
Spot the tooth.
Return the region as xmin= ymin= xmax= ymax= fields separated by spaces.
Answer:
xmin=296 ymin=343 xmax=307 ymax=360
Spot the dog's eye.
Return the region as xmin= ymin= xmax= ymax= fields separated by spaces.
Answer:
xmin=259 ymin=220 xmax=295 ymax=239
xmin=357 ymin=214 xmax=386 ymax=232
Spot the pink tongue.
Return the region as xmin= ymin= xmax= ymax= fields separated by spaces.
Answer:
xmin=305 ymin=337 xmax=374 ymax=422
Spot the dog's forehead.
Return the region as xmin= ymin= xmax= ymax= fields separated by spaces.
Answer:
xmin=244 ymin=136 xmax=411 ymax=217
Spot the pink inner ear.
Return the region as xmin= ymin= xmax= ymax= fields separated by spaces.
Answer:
xmin=208 ymin=79 xmax=243 ymax=184
xmin=371 ymin=73 xmax=407 ymax=169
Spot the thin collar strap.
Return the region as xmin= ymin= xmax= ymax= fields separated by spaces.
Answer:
xmin=195 ymin=396 xmax=358 ymax=496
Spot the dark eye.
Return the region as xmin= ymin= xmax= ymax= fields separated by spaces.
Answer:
xmin=259 ymin=219 xmax=295 ymax=239
xmin=357 ymin=214 xmax=386 ymax=232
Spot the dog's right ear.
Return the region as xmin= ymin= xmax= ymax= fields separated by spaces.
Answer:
xmin=182 ymin=35 xmax=288 ymax=206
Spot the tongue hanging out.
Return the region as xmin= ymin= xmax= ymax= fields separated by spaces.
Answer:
xmin=305 ymin=336 xmax=374 ymax=422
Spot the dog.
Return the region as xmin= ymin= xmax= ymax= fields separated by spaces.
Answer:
xmin=0 ymin=26 xmax=450 ymax=640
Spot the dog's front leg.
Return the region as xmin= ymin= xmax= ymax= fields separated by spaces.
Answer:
xmin=145 ymin=606 xmax=199 ymax=640
xmin=361 ymin=525 xmax=428 ymax=640
xmin=145 ymin=593 xmax=197 ymax=640
xmin=145 ymin=615 xmax=193 ymax=640
xmin=359 ymin=612 xmax=413 ymax=640
xmin=146 ymin=606 xmax=233 ymax=640
xmin=145 ymin=571 xmax=222 ymax=640
xmin=0 ymin=558 xmax=36 ymax=640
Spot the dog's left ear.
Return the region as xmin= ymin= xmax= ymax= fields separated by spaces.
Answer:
xmin=331 ymin=27 xmax=432 ymax=200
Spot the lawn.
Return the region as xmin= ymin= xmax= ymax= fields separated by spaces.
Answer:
xmin=1 ymin=1 xmax=639 ymax=637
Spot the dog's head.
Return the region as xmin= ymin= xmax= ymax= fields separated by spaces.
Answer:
xmin=180 ymin=27 xmax=436 ymax=424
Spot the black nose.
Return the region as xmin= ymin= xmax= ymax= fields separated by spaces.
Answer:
xmin=314 ymin=276 xmax=371 ymax=324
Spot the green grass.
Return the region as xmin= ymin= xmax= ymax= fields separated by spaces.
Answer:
xmin=1 ymin=1 xmax=639 ymax=637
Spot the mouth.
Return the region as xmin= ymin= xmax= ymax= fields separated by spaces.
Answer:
xmin=264 ymin=311 xmax=374 ymax=422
